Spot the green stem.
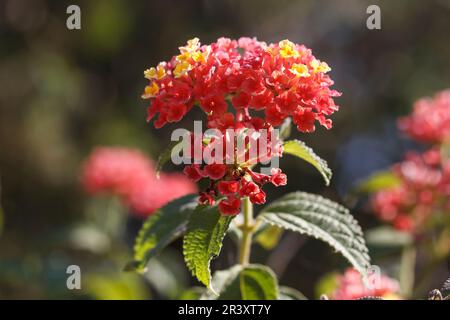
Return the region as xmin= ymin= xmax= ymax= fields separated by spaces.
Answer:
xmin=238 ymin=197 xmax=254 ymax=266
xmin=399 ymin=245 xmax=416 ymax=298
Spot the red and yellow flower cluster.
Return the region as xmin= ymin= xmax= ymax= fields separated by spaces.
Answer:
xmin=143 ymin=37 xmax=340 ymax=132
xmin=331 ymin=268 xmax=400 ymax=300
xmin=81 ymin=147 xmax=197 ymax=217
xmin=142 ymin=37 xmax=340 ymax=215
xmin=371 ymin=90 xmax=450 ymax=232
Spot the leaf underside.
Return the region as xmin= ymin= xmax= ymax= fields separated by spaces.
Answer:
xmin=259 ymin=192 xmax=371 ymax=278
xmin=126 ymin=194 xmax=198 ymax=272
xmin=240 ymin=265 xmax=278 ymax=300
xmin=203 ymin=264 xmax=279 ymax=300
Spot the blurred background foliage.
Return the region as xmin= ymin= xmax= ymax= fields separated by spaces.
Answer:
xmin=0 ymin=0 xmax=449 ymax=299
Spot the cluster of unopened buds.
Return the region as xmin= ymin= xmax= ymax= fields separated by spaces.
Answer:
xmin=184 ymin=163 xmax=287 ymax=215
xmin=81 ymin=147 xmax=197 ymax=217
xmin=371 ymin=90 xmax=450 ymax=231
xmin=142 ymin=37 xmax=340 ymax=214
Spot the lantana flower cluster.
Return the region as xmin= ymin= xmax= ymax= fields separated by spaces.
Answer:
xmin=81 ymin=147 xmax=197 ymax=217
xmin=142 ymin=37 xmax=340 ymax=215
xmin=398 ymin=90 xmax=450 ymax=144
xmin=371 ymin=90 xmax=450 ymax=232
xmin=331 ymin=268 xmax=400 ymax=300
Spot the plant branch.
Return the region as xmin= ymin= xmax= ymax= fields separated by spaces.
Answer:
xmin=238 ymin=197 xmax=254 ymax=266
xmin=399 ymin=245 xmax=416 ymax=298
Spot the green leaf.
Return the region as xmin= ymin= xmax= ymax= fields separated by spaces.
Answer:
xmin=183 ymin=204 xmax=234 ymax=289
xmin=356 ymin=171 xmax=401 ymax=194
xmin=283 ymin=140 xmax=332 ymax=185
xmin=254 ymin=224 xmax=283 ymax=250
xmin=84 ymin=272 xmax=150 ymax=300
xmin=125 ymin=194 xmax=198 ymax=272
xmin=178 ymin=287 xmax=205 ymax=300
xmin=203 ymin=264 xmax=279 ymax=300
xmin=279 ymin=286 xmax=308 ymax=300
xmin=259 ymin=192 xmax=371 ymax=278
xmin=240 ymin=265 xmax=278 ymax=300
xmin=365 ymin=226 xmax=413 ymax=248
xmin=144 ymin=249 xmax=190 ymax=299
xmin=203 ymin=265 xmax=242 ymax=299
xmin=155 ymin=139 xmax=184 ymax=178
xmin=315 ymin=272 xmax=339 ymax=299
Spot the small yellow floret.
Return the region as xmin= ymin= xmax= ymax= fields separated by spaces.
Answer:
xmin=144 ymin=68 xmax=156 ymax=79
xmin=290 ymin=63 xmax=310 ymax=78
xmin=179 ymin=37 xmax=200 ymax=54
xmin=187 ymin=37 xmax=200 ymax=48
xmin=141 ymin=82 xmax=159 ymax=99
xmin=144 ymin=63 xmax=166 ymax=80
xmin=191 ymin=51 xmax=207 ymax=63
xmin=278 ymin=39 xmax=299 ymax=58
xmin=176 ymin=51 xmax=191 ymax=62
xmin=173 ymin=61 xmax=191 ymax=78
xmin=311 ymin=59 xmax=331 ymax=73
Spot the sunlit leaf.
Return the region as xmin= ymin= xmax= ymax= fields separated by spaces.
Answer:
xmin=254 ymin=224 xmax=283 ymax=250
xmin=356 ymin=171 xmax=401 ymax=194
xmin=283 ymin=140 xmax=332 ymax=185
xmin=178 ymin=287 xmax=205 ymax=300
xmin=259 ymin=192 xmax=371 ymax=278
xmin=315 ymin=272 xmax=339 ymax=299
xmin=183 ymin=204 xmax=234 ymax=289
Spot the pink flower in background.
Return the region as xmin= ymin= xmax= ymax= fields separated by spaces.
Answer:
xmin=398 ymin=90 xmax=450 ymax=144
xmin=82 ymin=147 xmax=155 ymax=196
xmin=331 ymin=268 xmax=400 ymax=300
xmin=371 ymin=90 xmax=450 ymax=233
xmin=81 ymin=147 xmax=197 ymax=217
xmin=125 ymin=172 xmax=197 ymax=217
xmin=371 ymin=148 xmax=449 ymax=232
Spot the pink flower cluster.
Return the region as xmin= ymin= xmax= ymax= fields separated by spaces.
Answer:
xmin=371 ymin=149 xmax=450 ymax=231
xmin=399 ymin=90 xmax=450 ymax=144
xmin=331 ymin=268 xmax=400 ymax=300
xmin=371 ymin=89 xmax=450 ymax=232
xmin=142 ymin=37 xmax=340 ymax=215
xmin=81 ymin=147 xmax=197 ymax=217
